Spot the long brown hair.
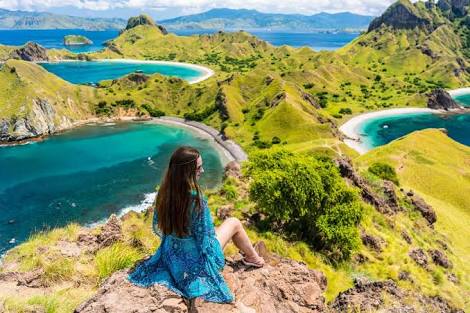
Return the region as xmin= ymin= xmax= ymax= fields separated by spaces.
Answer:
xmin=156 ymin=146 xmax=203 ymax=237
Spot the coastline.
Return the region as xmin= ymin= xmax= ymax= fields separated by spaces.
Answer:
xmin=448 ymin=87 xmax=470 ymax=97
xmin=36 ymin=58 xmax=215 ymax=84
xmin=339 ymin=108 xmax=439 ymax=154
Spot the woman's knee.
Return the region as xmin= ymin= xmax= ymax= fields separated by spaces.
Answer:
xmin=225 ymin=217 xmax=242 ymax=231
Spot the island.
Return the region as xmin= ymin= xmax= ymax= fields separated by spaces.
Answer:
xmin=63 ymin=35 xmax=93 ymax=46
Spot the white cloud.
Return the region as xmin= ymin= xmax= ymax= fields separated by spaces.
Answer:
xmin=0 ymin=0 xmax=398 ymax=16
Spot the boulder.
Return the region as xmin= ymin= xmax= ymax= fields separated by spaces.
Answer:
xmin=409 ymin=194 xmax=437 ymax=225
xmin=409 ymin=248 xmax=429 ymax=268
xmin=382 ymin=180 xmax=401 ymax=212
xmin=361 ymin=232 xmax=385 ymax=253
xmin=75 ymin=256 xmax=327 ymax=313
xmin=427 ymin=88 xmax=462 ymax=110
xmin=428 ymin=249 xmax=453 ymax=268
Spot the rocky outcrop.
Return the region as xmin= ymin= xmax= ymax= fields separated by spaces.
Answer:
xmin=361 ymin=232 xmax=385 ymax=252
xmin=428 ymin=249 xmax=453 ymax=268
xmin=215 ymin=89 xmax=229 ymax=121
xmin=224 ymin=161 xmax=242 ymax=179
xmin=330 ymin=278 xmax=464 ymax=312
xmin=77 ymin=214 xmax=122 ymax=253
xmin=382 ymin=180 xmax=401 ymax=212
xmin=269 ymin=92 xmax=286 ymax=107
xmin=10 ymin=42 xmax=49 ymax=61
xmin=368 ymin=0 xmax=438 ymax=32
xmin=0 ymin=98 xmax=75 ymax=143
xmin=336 ymin=158 xmax=394 ymax=214
xmin=125 ymin=14 xmax=168 ymax=35
xmin=427 ymin=88 xmax=462 ymax=110
xmin=409 ymin=193 xmax=437 ymax=225
xmin=409 ymin=248 xmax=429 ymax=269
xmin=301 ymin=92 xmax=320 ymax=109
xmin=75 ymin=256 xmax=327 ymax=313
xmin=124 ymin=73 xmax=149 ymax=84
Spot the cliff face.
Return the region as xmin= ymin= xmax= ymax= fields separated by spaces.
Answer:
xmin=427 ymin=88 xmax=463 ymax=110
xmin=9 ymin=42 xmax=49 ymax=61
xmin=368 ymin=0 xmax=439 ymax=32
xmin=0 ymin=98 xmax=74 ymax=142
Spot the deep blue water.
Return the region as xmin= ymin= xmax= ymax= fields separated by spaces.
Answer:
xmin=0 ymin=29 xmax=358 ymax=53
xmin=0 ymin=29 xmax=119 ymax=53
xmin=173 ymin=29 xmax=359 ymax=51
xmin=39 ymin=60 xmax=205 ymax=84
xmin=0 ymin=122 xmax=225 ymax=255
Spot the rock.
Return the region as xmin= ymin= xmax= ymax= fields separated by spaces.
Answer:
xmin=96 ymin=214 xmax=122 ymax=249
xmin=224 ymin=161 xmax=242 ymax=179
xmin=401 ymin=231 xmax=412 ymax=244
xmin=398 ymin=271 xmax=413 ymax=283
xmin=428 ymin=249 xmax=452 ymax=268
xmin=383 ymin=180 xmax=401 ymax=212
xmin=368 ymin=1 xmax=438 ymax=32
xmin=10 ymin=42 xmax=49 ymax=61
xmin=353 ymin=253 xmax=369 ymax=264
xmin=301 ymin=92 xmax=320 ymax=109
xmin=361 ymin=232 xmax=385 ymax=252
xmin=409 ymin=248 xmax=428 ymax=268
xmin=409 ymin=194 xmax=437 ymax=225
xmin=336 ymin=158 xmax=392 ymax=214
xmin=17 ymin=268 xmax=45 ymax=288
xmin=265 ymin=75 xmax=274 ymax=85
xmin=427 ymin=88 xmax=462 ymax=110
xmin=125 ymin=73 xmax=149 ymax=84
xmin=269 ymin=92 xmax=286 ymax=107
xmin=216 ymin=204 xmax=234 ymax=220
xmin=75 ymin=255 xmax=327 ymax=313
xmin=330 ymin=279 xmax=405 ymax=312
xmin=447 ymin=273 xmax=459 ymax=284
xmin=420 ymin=295 xmax=465 ymax=313
xmin=125 ymin=14 xmax=168 ymax=35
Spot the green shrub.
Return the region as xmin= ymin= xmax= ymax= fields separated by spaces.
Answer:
xmin=339 ymin=108 xmax=352 ymax=115
xmin=142 ymin=104 xmax=165 ymax=117
xmin=271 ymin=136 xmax=281 ymax=144
xmin=245 ymin=150 xmax=363 ymax=262
xmin=368 ymin=162 xmax=400 ymax=185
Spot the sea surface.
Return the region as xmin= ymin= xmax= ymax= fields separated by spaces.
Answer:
xmin=39 ymin=60 xmax=205 ymax=84
xmin=0 ymin=29 xmax=359 ymax=52
xmin=357 ymin=96 xmax=470 ymax=151
xmin=0 ymin=29 xmax=119 ymax=53
xmin=0 ymin=122 xmax=225 ymax=255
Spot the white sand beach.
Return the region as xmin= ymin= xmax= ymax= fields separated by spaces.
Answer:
xmin=339 ymin=108 xmax=438 ymax=154
xmin=448 ymin=87 xmax=470 ymax=97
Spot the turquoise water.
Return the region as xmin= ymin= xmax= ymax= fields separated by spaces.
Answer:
xmin=358 ymin=94 xmax=470 ymax=151
xmin=0 ymin=122 xmax=225 ymax=255
xmin=358 ymin=112 xmax=470 ymax=151
xmin=39 ymin=61 xmax=205 ymax=84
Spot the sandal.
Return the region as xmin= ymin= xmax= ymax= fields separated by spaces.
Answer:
xmin=241 ymin=256 xmax=265 ymax=268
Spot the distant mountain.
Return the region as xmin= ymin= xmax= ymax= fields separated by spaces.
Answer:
xmin=0 ymin=8 xmax=126 ymax=30
xmin=160 ymin=8 xmax=375 ymax=32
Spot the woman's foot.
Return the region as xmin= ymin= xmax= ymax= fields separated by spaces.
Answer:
xmin=242 ymin=254 xmax=265 ymax=268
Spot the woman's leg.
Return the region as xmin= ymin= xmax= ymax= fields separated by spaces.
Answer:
xmin=215 ymin=217 xmax=264 ymax=264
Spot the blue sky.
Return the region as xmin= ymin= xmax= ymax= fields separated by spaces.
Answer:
xmin=0 ymin=0 xmax=398 ymax=19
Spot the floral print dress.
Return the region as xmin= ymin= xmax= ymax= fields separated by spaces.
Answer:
xmin=127 ymin=192 xmax=234 ymax=303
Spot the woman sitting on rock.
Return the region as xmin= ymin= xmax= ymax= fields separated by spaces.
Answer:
xmin=127 ymin=146 xmax=264 ymax=303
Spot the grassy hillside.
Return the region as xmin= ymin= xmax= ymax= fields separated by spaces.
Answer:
xmin=356 ymin=129 xmax=470 ymax=284
xmin=0 ymin=59 xmax=95 ymax=122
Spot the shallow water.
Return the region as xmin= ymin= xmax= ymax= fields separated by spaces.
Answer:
xmin=0 ymin=122 xmax=225 ymax=254
xmin=39 ymin=60 xmax=205 ymax=84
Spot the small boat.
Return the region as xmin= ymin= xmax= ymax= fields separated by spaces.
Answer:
xmin=135 ymin=70 xmax=144 ymax=73
xmin=9 ymin=238 xmax=16 ymax=244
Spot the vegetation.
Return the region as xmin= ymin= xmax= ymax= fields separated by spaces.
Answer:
xmin=368 ymin=162 xmax=400 ymax=185
xmin=245 ymin=149 xmax=363 ymax=262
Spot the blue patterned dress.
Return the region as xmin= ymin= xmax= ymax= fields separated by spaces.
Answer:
xmin=127 ymin=191 xmax=234 ymax=303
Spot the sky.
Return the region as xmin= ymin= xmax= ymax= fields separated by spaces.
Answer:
xmin=0 ymin=0 xmax=399 ymax=20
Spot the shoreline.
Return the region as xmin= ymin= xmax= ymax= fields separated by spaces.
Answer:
xmin=448 ymin=87 xmax=470 ymax=97
xmin=339 ymin=108 xmax=440 ymax=154
xmin=35 ymin=58 xmax=215 ymax=84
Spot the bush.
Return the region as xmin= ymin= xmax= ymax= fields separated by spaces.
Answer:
xmin=368 ymin=162 xmax=400 ymax=186
xmin=339 ymin=108 xmax=353 ymax=115
xmin=245 ymin=150 xmax=363 ymax=262
xmin=271 ymin=136 xmax=281 ymax=144
xmin=142 ymin=104 xmax=165 ymax=117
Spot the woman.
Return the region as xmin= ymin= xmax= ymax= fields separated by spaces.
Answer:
xmin=127 ymin=146 xmax=264 ymax=303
